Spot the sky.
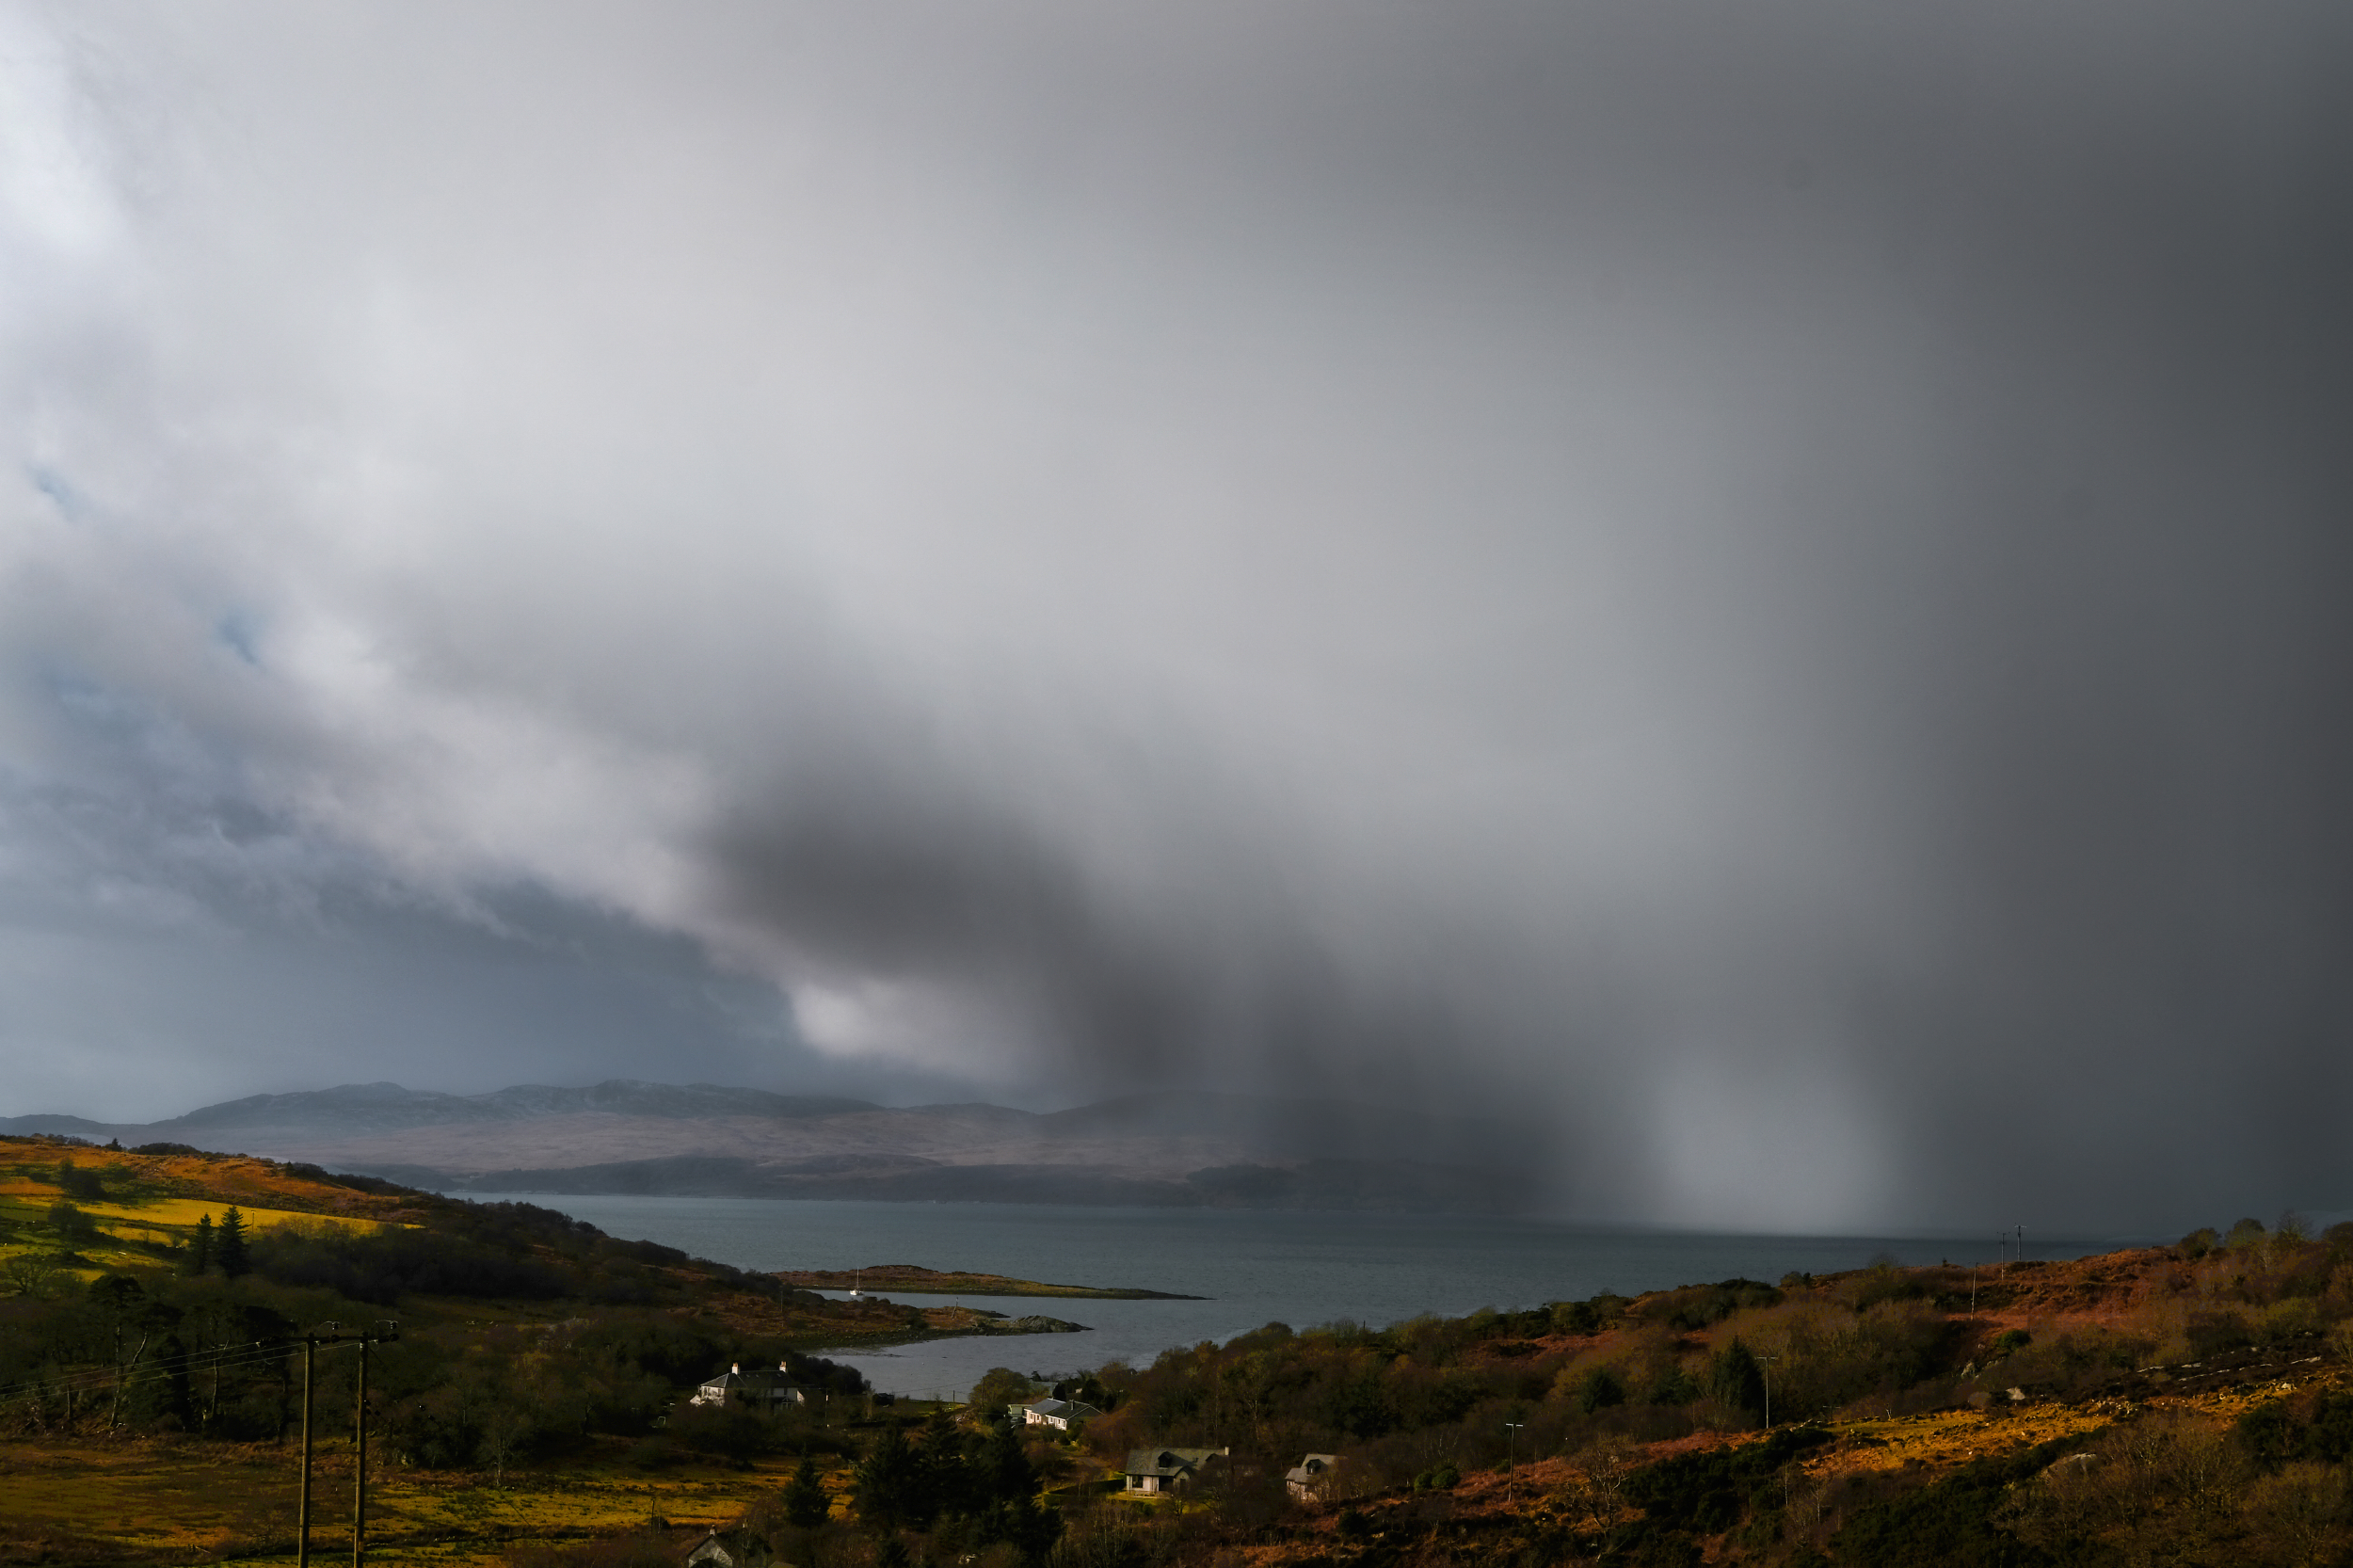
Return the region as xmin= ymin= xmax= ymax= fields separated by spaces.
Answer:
xmin=0 ymin=1 xmax=2348 ymax=1232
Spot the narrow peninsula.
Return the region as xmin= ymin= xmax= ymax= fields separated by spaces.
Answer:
xmin=774 ymin=1262 xmax=1206 ymax=1300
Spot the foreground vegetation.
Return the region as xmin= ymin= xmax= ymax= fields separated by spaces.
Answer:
xmin=8 ymin=1136 xmax=2353 ymax=1565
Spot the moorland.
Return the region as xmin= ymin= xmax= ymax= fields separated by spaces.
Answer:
xmin=5 ymin=1133 xmax=2351 ymax=1566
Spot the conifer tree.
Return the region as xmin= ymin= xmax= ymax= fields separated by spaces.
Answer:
xmin=784 ymin=1454 xmax=831 ymax=1529
xmin=1711 ymin=1335 xmax=1765 ymax=1421
xmin=855 ymin=1423 xmax=919 ymax=1531
xmin=216 ymin=1207 xmax=249 ymax=1278
xmin=188 ymin=1213 xmax=213 ymax=1275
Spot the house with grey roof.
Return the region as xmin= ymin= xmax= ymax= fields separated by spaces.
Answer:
xmin=1123 ymin=1446 xmax=1229 ymax=1496
xmin=691 ymin=1361 xmax=806 ymax=1408
xmin=1286 ymin=1452 xmax=1341 ymax=1500
xmin=1017 ymin=1396 xmax=1103 ymax=1432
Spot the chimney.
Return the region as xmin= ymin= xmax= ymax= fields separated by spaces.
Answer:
xmin=731 ymin=1363 xmax=740 ymax=1374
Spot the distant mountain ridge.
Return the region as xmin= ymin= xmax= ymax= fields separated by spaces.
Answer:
xmin=0 ymin=1080 xmax=1550 ymax=1214
xmin=0 ymin=1080 xmax=885 ymax=1140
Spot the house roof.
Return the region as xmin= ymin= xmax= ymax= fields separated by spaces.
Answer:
xmin=1125 ymin=1446 xmax=1228 ymax=1478
xmin=699 ymin=1361 xmax=801 ymax=1392
xmin=1287 ymin=1453 xmax=1340 ymax=1483
xmin=1024 ymin=1398 xmax=1103 ymax=1421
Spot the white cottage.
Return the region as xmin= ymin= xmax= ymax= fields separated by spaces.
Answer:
xmin=1018 ymin=1396 xmax=1104 ymax=1432
xmin=1286 ymin=1453 xmax=1341 ymax=1500
xmin=691 ymin=1361 xmax=807 ymax=1408
xmin=1123 ymin=1446 xmax=1229 ymax=1496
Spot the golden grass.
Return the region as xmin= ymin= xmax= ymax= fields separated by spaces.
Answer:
xmin=0 ymin=1432 xmax=837 ymax=1566
xmin=0 ymin=1194 xmax=394 ymax=1232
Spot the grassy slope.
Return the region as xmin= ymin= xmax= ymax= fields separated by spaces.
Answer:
xmin=0 ymin=1137 xmax=985 ymax=1565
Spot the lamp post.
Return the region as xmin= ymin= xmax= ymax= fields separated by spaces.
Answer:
xmin=1504 ymin=1420 xmax=1525 ymax=1501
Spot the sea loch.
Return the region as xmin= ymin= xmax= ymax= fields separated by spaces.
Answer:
xmin=470 ymin=1193 xmax=2144 ymax=1397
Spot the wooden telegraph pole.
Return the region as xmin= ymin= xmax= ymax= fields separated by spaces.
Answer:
xmin=352 ymin=1320 xmax=397 ymax=1565
xmin=299 ymin=1326 xmax=328 ymax=1567
xmin=290 ymin=1320 xmax=399 ymax=1568
xmin=353 ymin=1335 xmax=368 ymax=1568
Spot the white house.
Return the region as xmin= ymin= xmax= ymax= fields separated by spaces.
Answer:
xmin=1017 ymin=1396 xmax=1103 ymax=1432
xmin=1123 ymin=1447 xmax=1229 ymax=1496
xmin=683 ymin=1527 xmax=772 ymax=1566
xmin=1286 ymin=1453 xmax=1341 ymax=1500
xmin=692 ymin=1361 xmax=806 ymax=1408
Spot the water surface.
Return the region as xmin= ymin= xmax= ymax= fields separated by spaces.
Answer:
xmin=470 ymin=1194 xmax=2143 ymax=1398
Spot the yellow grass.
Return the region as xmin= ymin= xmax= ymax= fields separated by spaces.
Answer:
xmin=0 ymin=1433 xmax=837 ymax=1565
xmin=0 ymin=1193 xmax=394 ymax=1232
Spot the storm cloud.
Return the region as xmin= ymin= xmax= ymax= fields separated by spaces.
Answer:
xmin=1 ymin=0 xmax=2348 ymax=1230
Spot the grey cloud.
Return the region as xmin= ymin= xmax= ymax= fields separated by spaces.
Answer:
xmin=0 ymin=0 xmax=2347 ymax=1230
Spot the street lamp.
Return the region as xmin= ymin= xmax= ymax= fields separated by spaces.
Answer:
xmin=1504 ymin=1420 xmax=1525 ymax=1500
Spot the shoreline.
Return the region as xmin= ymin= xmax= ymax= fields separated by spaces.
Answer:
xmin=776 ymin=1263 xmax=1205 ymax=1300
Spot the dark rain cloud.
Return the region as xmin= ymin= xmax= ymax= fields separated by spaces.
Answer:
xmin=0 ymin=0 xmax=2346 ymax=1229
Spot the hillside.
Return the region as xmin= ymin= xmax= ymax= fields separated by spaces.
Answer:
xmin=8 ymin=1160 xmax=2351 ymax=1566
xmin=0 ymin=1081 xmax=1546 ymax=1213
xmin=0 ymin=1132 xmax=1055 ymax=1563
xmin=1039 ymin=1220 xmax=2353 ymax=1567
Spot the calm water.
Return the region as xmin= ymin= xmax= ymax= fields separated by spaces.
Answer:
xmin=470 ymin=1194 xmax=2145 ymax=1398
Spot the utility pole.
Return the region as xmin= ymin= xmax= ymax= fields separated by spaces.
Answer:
xmin=352 ymin=1321 xmax=398 ymax=1568
xmin=289 ymin=1320 xmax=399 ymax=1568
xmin=1758 ymin=1356 xmax=1780 ymax=1430
xmin=299 ymin=1325 xmax=328 ymax=1568
xmin=353 ymin=1336 xmax=368 ymax=1568
xmin=1504 ymin=1419 xmax=1524 ymax=1502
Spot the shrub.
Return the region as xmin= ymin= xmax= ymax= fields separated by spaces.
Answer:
xmin=2185 ymin=1310 xmax=2254 ymax=1359
xmin=1847 ymin=1266 xmax=1928 ymax=1314
xmin=1579 ymin=1367 xmax=1628 ymax=1415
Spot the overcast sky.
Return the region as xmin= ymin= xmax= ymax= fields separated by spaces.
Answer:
xmin=1 ymin=1 xmax=2347 ymax=1231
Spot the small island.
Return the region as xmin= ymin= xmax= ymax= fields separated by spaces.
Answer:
xmin=774 ymin=1262 xmax=1206 ymax=1300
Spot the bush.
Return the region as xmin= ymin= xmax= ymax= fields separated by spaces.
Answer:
xmin=2185 ymin=1310 xmax=2255 ymax=1359
xmin=1579 ymin=1366 xmax=1628 ymax=1415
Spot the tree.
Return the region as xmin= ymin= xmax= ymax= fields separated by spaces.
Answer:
xmin=784 ymin=1455 xmax=831 ymax=1528
xmin=977 ymin=1417 xmax=1038 ymax=1507
xmin=1711 ymin=1336 xmax=1766 ymax=1422
xmin=476 ymin=1383 xmax=535 ymax=1489
xmin=48 ymin=1201 xmax=98 ymax=1248
xmin=856 ymin=1423 xmax=920 ymax=1531
xmin=188 ymin=1213 xmax=214 ymax=1276
xmin=977 ymin=1495 xmax=1064 ymax=1566
xmin=0 ymin=1251 xmax=67 ymax=1300
xmin=969 ymin=1367 xmax=1036 ymax=1418
xmin=216 ymin=1208 xmax=249 ymax=1278
xmin=87 ymin=1273 xmax=180 ymax=1429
